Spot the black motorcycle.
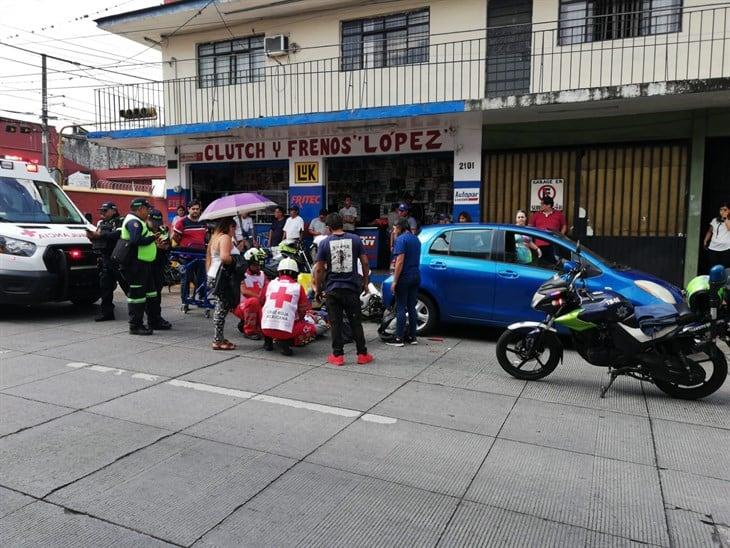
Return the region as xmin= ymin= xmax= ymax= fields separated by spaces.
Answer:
xmin=495 ymin=248 xmax=727 ymax=399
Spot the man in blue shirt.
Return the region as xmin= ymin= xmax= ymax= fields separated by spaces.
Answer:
xmin=314 ymin=213 xmax=374 ymax=367
xmin=386 ymin=219 xmax=422 ymax=347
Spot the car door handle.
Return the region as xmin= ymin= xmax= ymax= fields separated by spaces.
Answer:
xmin=498 ymin=270 xmax=519 ymax=279
xmin=429 ymin=261 xmax=447 ymax=270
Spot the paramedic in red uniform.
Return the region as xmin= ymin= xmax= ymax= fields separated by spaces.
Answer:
xmin=261 ymin=258 xmax=316 ymax=356
xmin=233 ymin=248 xmax=269 ymax=340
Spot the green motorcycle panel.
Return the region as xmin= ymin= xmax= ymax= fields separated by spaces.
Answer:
xmin=555 ymin=309 xmax=596 ymax=332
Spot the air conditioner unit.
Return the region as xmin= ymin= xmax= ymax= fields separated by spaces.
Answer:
xmin=265 ymin=35 xmax=289 ymax=57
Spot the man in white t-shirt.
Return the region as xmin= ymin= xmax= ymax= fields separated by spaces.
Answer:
xmin=339 ymin=194 xmax=358 ymax=232
xmin=704 ymin=202 xmax=730 ymax=267
xmin=284 ymin=206 xmax=305 ymax=241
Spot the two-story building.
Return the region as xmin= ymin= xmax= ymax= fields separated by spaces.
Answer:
xmin=89 ymin=0 xmax=730 ymax=284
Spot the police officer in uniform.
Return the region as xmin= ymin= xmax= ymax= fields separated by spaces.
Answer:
xmin=86 ymin=202 xmax=125 ymax=322
xmin=120 ymin=198 xmax=158 ymax=335
xmin=145 ymin=209 xmax=172 ymax=330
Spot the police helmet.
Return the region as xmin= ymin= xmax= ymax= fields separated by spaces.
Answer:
xmin=98 ymin=202 xmax=117 ymax=211
xmin=149 ymin=209 xmax=164 ymax=222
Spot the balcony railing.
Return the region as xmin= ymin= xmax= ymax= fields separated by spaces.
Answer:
xmin=94 ymin=4 xmax=730 ymax=132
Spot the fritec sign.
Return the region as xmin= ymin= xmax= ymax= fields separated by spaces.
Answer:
xmin=179 ymin=129 xmax=453 ymax=163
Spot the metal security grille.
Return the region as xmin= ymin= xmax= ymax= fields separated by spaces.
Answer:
xmin=484 ymin=142 xmax=689 ymax=284
xmin=486 ymin=0 xmax=533 ymax=96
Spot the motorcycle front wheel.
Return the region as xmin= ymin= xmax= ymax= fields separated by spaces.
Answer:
xmin=496 ymin=327 xmax=562 ymax=380
xmin=654 ymin=344 xmax=727 ymax=400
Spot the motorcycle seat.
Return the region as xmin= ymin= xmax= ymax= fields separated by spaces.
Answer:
xmin=633 ymin=304 xmax=680 ymax=333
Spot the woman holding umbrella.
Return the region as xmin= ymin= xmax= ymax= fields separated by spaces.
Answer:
xmin=200 ymin=193 xmax=277 ymax=350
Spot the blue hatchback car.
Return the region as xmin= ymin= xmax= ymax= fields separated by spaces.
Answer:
xmin=381 ymin=224 xmax=683 ymax=334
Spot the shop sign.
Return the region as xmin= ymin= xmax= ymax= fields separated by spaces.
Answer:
xmin=290 ymin=193 xmax=321 ymax=207
xmin=454 ymin=187 xmax=480 ymax=205
xmin=294 ymin=161 xmax=319 ymax=184
xmin=179 ymin=129 xmax=453 ymax=163
xmin=530 ymin=179 xmax=564 ymax=211
xmin=180 ymin=152 xmax=203 ymax=162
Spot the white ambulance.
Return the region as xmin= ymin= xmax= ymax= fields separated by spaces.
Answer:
xmin=0 ymin=160 xmax=100 ymax=305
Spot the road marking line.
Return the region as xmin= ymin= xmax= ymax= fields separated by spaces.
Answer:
xmin=132 ymin=373 xmax=159 ymax=381
xmin=361 ymin=413 xmax=398 ymax=424
xmin=252 ymin=394 xmax=361 ymax=418
xmin=89 ymin=365 xmax=125 ymax=375
xmin=167 ymin=379 xmax=256 ymax=400
xmin=65 ymin=362 xmax=397 ymax=424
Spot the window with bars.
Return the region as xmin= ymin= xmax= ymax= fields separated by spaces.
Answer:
xmin=558 ymin=0 xmax=682 ymax=45
xmin=341 ymin=9 xmax=430 ymax=71
xmin=197 ymin=36 xmax=265 ymax=88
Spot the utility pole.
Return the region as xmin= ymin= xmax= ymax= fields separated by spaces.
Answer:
xmin=41 ymin=54 xmax=49 ymax=167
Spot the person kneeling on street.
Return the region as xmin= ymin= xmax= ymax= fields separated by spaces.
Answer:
xmin=261 ymin=258 xmax=316 ymax=356
xmin=233 ymin=247 xmax=269 ymax=340
xmin=145 ymin=209 xmax=172 ymax=330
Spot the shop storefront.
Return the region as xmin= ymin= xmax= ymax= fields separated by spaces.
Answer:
xmin=175 ymin=121 xmax=482 ymax=267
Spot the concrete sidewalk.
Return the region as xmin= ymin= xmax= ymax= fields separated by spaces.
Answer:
xmin=0 ymin=293 xmax=728 ymax=547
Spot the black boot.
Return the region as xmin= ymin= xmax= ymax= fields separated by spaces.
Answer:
xmin=146 ymin=295 xmax=170 ymax=330
xmin=129 ymin=302 xmax=153 ymax=335
xmin=278 ymin=339 xmax=293 ymax=356
xmin=150 ymin=318 xmax=172 ymax=330
xmin=263 ymin=337 xmax=274 ymax=351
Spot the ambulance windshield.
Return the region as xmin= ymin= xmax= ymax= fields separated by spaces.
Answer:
xmin=0 ymin=176 xmax=84 ymax=224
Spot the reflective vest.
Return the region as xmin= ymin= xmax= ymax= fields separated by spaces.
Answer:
xmin=121 ymin=214 xmax=157 ymax=263
xmin=262 ymin=278 xmax=300 ymax=333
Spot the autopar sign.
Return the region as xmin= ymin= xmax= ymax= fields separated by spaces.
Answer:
xmin=454 ymin=187 xmax=480 ymax=205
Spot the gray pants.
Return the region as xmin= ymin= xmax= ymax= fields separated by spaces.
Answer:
xmin=208 ymin=276 xmax=230 ymax=342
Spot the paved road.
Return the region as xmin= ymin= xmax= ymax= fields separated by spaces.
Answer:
xmin=1 ymin=293 xmax=728 ymax=547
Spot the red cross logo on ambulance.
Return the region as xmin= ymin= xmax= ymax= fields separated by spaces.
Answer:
xmin=20 ymin=229 xmax=37 ymax=238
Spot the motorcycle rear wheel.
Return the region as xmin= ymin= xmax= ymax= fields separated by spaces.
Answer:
xmin=653 ymin=344 xmax=727 ymax=400
xmin=496 ymin=328 xmax=562 ymax=380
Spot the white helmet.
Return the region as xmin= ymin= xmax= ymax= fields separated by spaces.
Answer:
xmin=277 ymin=257 xmax=299 ymax=274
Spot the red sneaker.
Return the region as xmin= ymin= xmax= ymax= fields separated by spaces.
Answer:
xmin=357 ymin=353 xmax=374 ymax=365
xmin=327 ymin=354 xmax=345 ymax=366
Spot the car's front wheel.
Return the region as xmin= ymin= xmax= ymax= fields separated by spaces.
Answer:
xmin=415 ymin=294 xmax=438 ymax=335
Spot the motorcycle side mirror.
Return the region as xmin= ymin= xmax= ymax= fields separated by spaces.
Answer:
xmin=563 ymin=260 xmax=579 ymax=274
xmin=575 ymin=241 xmax=582 ymax=255
xmin=709 ymin=264 xmax=728 ymax=285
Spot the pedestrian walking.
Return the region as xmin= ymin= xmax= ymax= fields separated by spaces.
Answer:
xmin=85 ymin=201 xmax=125 ymax=322
xmin=704 ymin=201 xmax=730 ymax=268
xmin=385 ymin=219 xmax=422 ymax=347
xmin=313 ymin=212 xmax=374 ymax=366
xmin=120 ymin=198 xmax=158 ymax=335
xmin=207 ymin=217 xmax=239 ymax=350
xmin=145 ymin=209 xmax=172 ymax=330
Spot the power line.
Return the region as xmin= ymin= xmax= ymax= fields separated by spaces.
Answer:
xmin=0 ymin=39 xmax=157 ymax=82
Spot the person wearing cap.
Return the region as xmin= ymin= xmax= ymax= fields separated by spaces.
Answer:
xmin=390 ymin=203 xmax=418 ymax=252
xmin=233 ymin=247 xmax=269 ymax=340
xmin=145 ymin=209 xmax=172 ymax=331
xmin=261 ymin=257 xmax=315 ymax=356
xmin=529 ymin=196 xmax=567 ymax=264
xmin=86 ymin=201 xmax=125 ymax=322
xmin=284 ymin=205 xmax=305 ymax=242
xmin=120 ymin=198 xmax=158 ymax=335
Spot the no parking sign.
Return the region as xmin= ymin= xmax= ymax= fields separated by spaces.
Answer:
xmin=530 ymin=179 xmax=564 ymax=211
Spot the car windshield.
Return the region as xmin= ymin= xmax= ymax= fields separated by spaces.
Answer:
xmin=0 ymin=176 xmax=84 ymax=224
xmin=549 ymin=231 xmax=620 ymax=268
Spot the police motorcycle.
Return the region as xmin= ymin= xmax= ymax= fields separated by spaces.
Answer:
xmin=495 ymin=245 xmax=727 ymax=399
xmin=685 ymin=265 xmax=730 ymax=344
xmin=262 ymin=239 xmax=313 ymax=279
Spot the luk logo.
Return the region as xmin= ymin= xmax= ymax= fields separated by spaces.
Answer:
xmin=294 ymin=162 xmax=319 ymax=184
